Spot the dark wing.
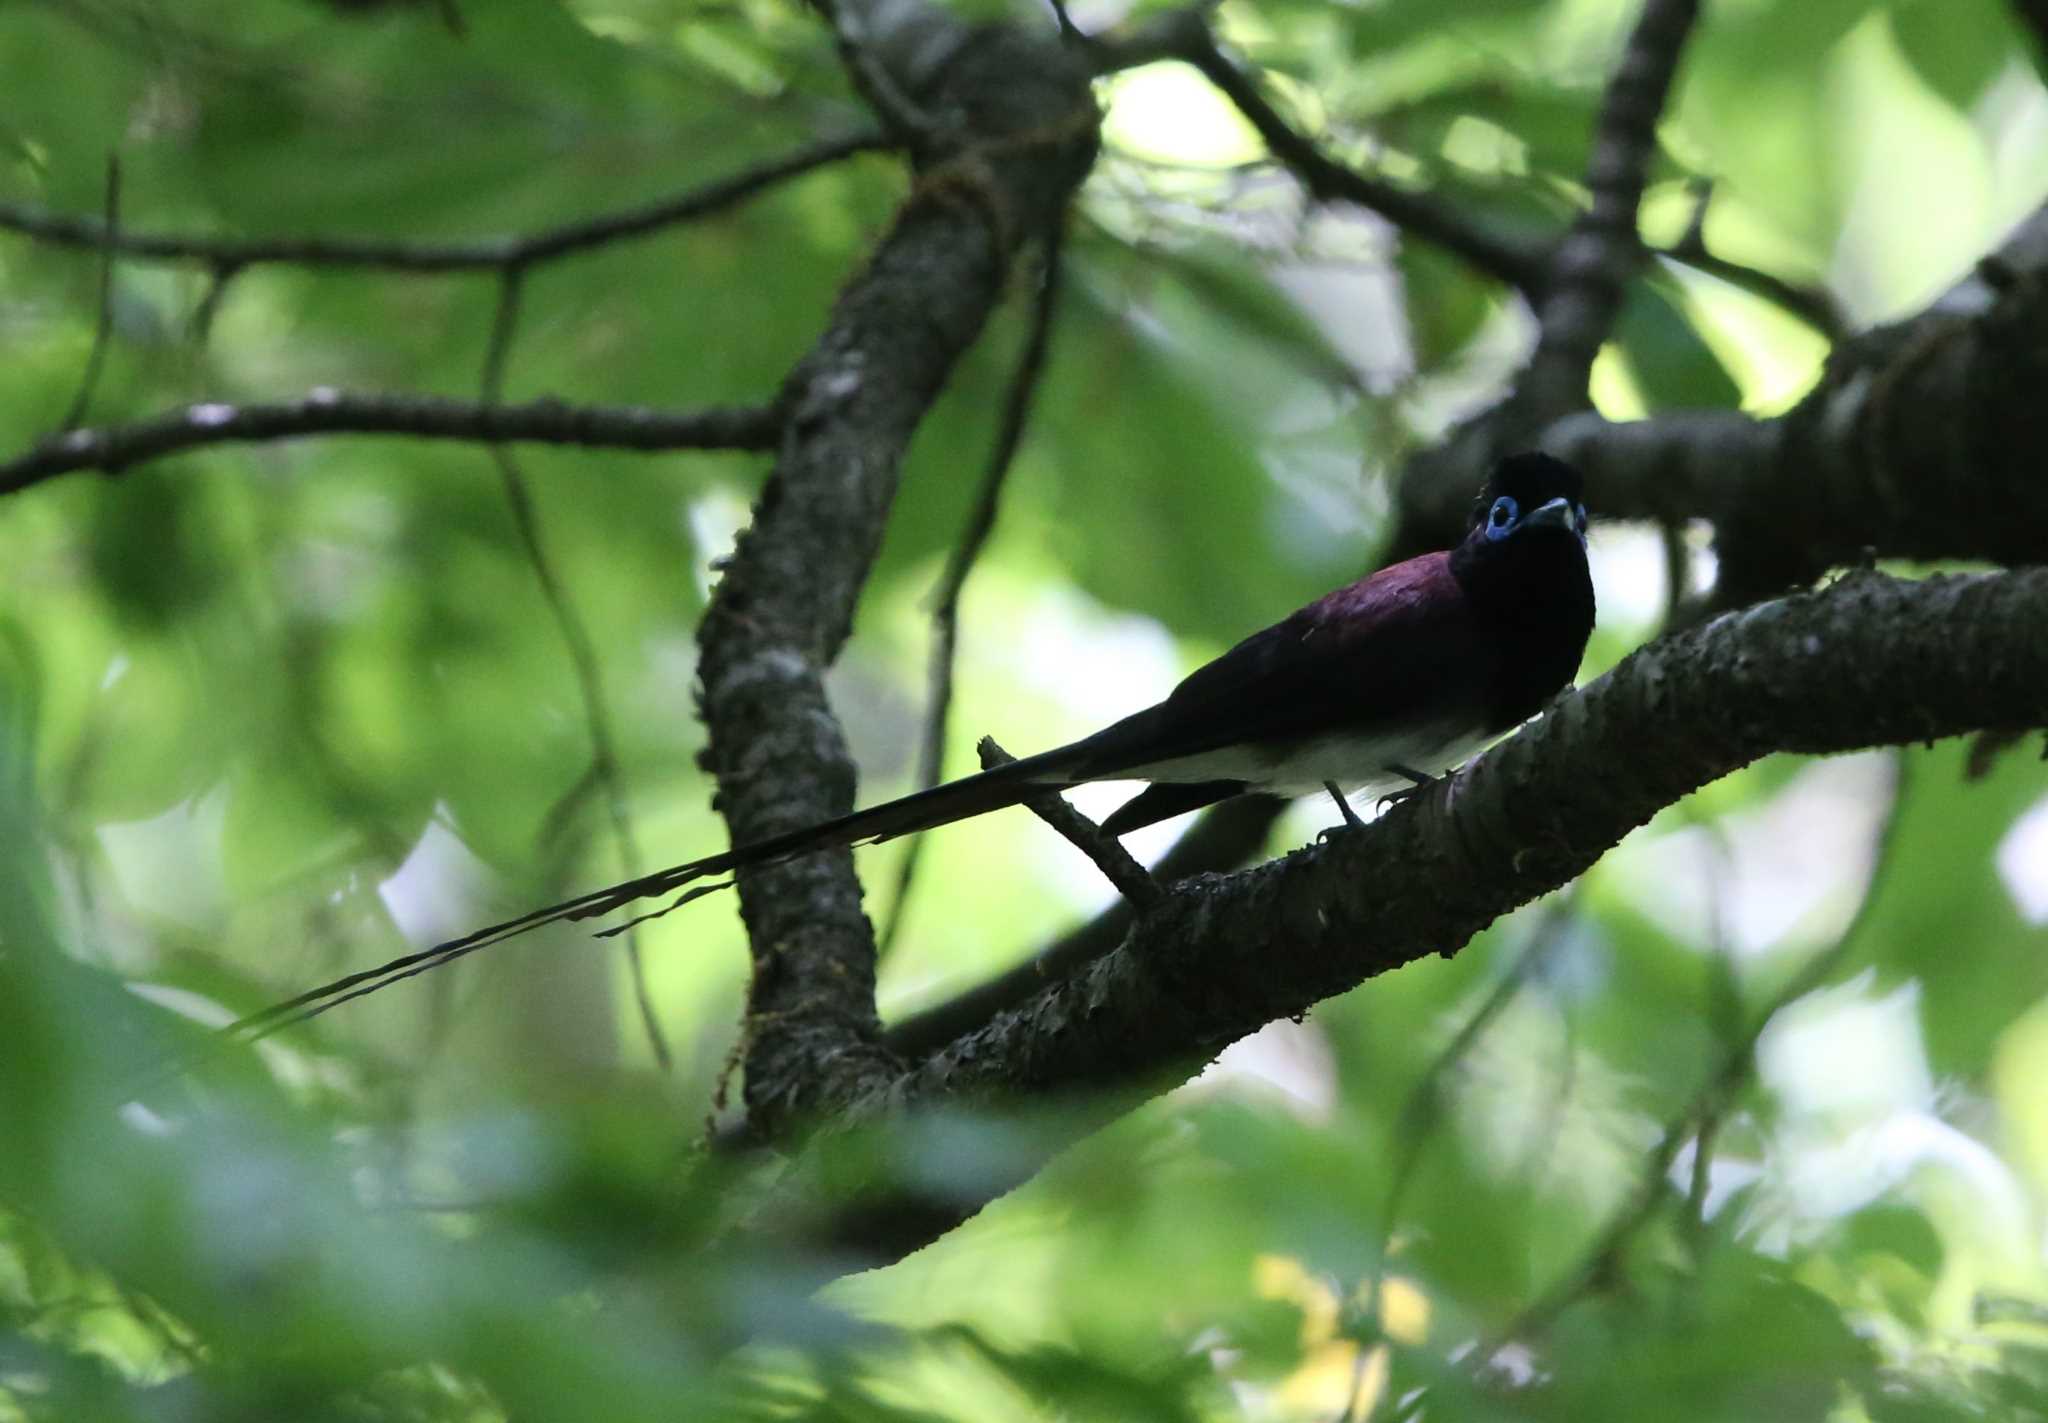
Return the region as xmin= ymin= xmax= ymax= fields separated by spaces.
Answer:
xmin=1063 ymin=551 xmax=1487 ymax=777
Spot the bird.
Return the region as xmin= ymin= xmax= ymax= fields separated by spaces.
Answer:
xmin=230 ymin=451 xmax=1594 ymax=1041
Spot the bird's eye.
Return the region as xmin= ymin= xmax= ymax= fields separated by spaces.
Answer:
xmin=1574 ymin=506 xmax=1588 ymax=535
xmin=1485 ymin=495 xmax=1518 ymax=540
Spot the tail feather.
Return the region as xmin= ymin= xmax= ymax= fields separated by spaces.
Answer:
xmin=1099 ymin=779 xmax=1247 ymax=836
xmin=221 ymin=743 xmax=1087 ymax=1046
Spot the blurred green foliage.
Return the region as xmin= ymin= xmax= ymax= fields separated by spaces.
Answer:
xmin=2 ymin=0 xmax=2047 ymax=1419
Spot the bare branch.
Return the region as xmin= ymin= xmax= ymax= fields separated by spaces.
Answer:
xmin=489 ymin=446 xmax=674 ymax=1070
xmin=189 ymin=260 xmax=240 ymax=345
xmin=1390 ymin=198 xmax=2048 ymax=593
xmin=820 ymin=0 xmax=942 ymax=147
xmin=479 ymin=267 xmax=526 ymax=404
xmin=694 ymin=9 xmax=1100 ymax=1131
xmin=1554 ymin=203 xmax=2048 ymax=601
xmin=1161 ymin=17 xmax=1549 ymax=292
xmin=879 ymin=233 xmax=1064 ymax=957
xmin=0 ymin=392 xmax=781 ymax=496
xmin=0 ymin=132 xmax=886 ymax=273
xmin=1519 ymin=0 xmax=1703 ymax=417
xmin=1652 ymin=243 xmax=1844 ymax=338
xmin=60 ymin=156 xmax=121 ymax=432
xmin=1083 ymin=7 xmax=1213 ymax=74
xmin=978 ymin=737 xmax=1162 ymax=909
xmin=477 ymin=272 xmax=671 ymax=1070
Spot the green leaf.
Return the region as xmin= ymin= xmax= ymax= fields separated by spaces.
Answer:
xmin=1889 ymin=0 xmax=2027 ymax=113
xmin=1142 ymin=241 xmax=1362 ymax=391
xmin=1399 ymin=240 xmax=1500 ymax=367
xmin=1862 ymin=742 xmax=2048 ymax=1076
xmin=1609 ymin=279 xmax=1744 ymax=412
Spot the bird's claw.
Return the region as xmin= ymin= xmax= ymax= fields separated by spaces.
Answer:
xmin=1376 ymin=765 xmax=1439 ymax=813
xmin=1320 ymin=781 xmax=1366 ymax=840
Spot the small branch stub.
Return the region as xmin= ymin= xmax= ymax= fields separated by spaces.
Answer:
xmin=977 ymin=738 xmax=1163 ymax=909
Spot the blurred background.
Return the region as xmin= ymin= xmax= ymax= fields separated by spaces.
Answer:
xmin=3 ymin=0 xmax=2047 ymax=1418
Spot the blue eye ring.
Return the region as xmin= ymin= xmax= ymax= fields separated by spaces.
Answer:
xmin=1484 ymin=495 xmax=1519 ymax=541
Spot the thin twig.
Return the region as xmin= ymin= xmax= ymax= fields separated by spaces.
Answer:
xmin=0 ymin=132 xmax=886 ymax=273
xmin=479 ymin=271 xmax=672 ymax=1070
xmin=1045 ymin=0 xmax=1083 ymax=44
xmin=1655 ymin=519 xmax=1689 ymax=634
xmin=826 ymin=1 xmax=940 ymax=147
xmin=188 ymin=259 xmax=243 ymax=345
xmin=978 ymin=738 xmax=1162 ymax=908
xmin=1085 ymin=8 xmax=1210 ymax=73
xmin=879 ymin=232 xmax=1064 ymax=956
xmin=1168 ymin=20 xmax=1548 ymax=292
xmin=1679 ymin=807 xmax=1739 ymax=1243
xmin=1651 ymin=239 xmax=1844 ymax=337
xmin=1520 ymin=0 xmax=1703 ymax=416
xmin=1476 ymin=752 xmax=1908 ymax=1362
xmin=487 ymin=446 xmax=674 ymax=1069
xmin=1684 ymin=1111 xmax=1720 ymax=1232
xmin=1647 ymin=175 xmax=1843 ymax=335
xmin=0 ymin=391 xmax=781 ymax=495
xmin=479 ymin=265 xmax=526 ymax=403
xmin=60 ymin=156 xmax=122 ymax=432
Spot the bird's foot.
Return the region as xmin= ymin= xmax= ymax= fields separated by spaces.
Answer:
xmin=1375 ymin=764 xmax=1439 ymax=813
xmin=1318 ymin=781 xmax=1366 ymax=841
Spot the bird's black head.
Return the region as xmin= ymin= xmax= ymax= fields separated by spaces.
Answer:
xmin=1447 ymin=451 xmax=1596 ymax=728
xmin=1464 ymin=450 xmax=1588 ymax=548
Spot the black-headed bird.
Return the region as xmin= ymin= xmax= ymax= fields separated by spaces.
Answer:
xmin=239 ymin=451 xmax=1593 ymax=1036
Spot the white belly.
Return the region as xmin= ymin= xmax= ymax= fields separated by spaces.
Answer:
xmin=1117 ymin=723 xmax=1493 ymax=799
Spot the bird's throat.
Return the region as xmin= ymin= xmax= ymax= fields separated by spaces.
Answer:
xmin=1452 ymin=532 xmax=1597 ymax=731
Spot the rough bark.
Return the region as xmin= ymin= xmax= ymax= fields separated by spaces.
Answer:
xmin=695 ymin=10 xmax=1098 ymax=1130
xmin=1516 ymin=0 xmax=1701 ymax=419
xmin=878 ymin=567 xmax=2048 ymax=1104
xmin=1401 ymin=203 xmax=2048 ymax=602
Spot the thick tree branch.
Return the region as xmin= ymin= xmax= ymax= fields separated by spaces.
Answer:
xmin=1554 ymin=208 xmax=2048 ymax=601
xmin=875 ymin=567 xmax=2048 ymax=1112
xmin=1396 ymin=199 xmax=2048 ymax=597
xmin=1380 ymin=0 xmax=1703 ymax=562
xmin=1519 ymin=0 xmax=1701 ymax=418
xmin=0 ymin=133 xmax=886 ymax=273
xmin=696 ymin=8 xmax=1099 ymax=1132
xmin=0 ymin=392 xmax=781 ymax=494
